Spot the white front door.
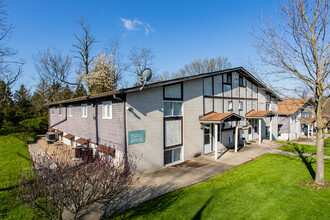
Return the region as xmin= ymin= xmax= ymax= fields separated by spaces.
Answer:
xmin=248 ymin=126 xmax=252 ymax=141
xmin=203 ymin=124 xmax=212 ymax=154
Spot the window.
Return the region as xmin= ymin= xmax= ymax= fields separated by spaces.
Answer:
xmin=266 ymin=103 xmax=271 ymax=111
xmin=70 ymin=139 xmax=74 ymax=147
xmin=229 ymin=136 xmax=232 ymax=143
xmin=164 ymin=147 xmax=182 ymax=165
xmin=164 ymin=119 xmax=182 ymax=147
xmin=164 ymin=83 xmax=182 ymax=100
xmin=266 ymin=126 xmax=270 ymax=137
xmin=102 ymin=101 xmax=112 ymax=119
xmin=81 ymin=104 xmax=88 ymax=118
xmin=69 ymin=105 xmax=73 ymax=117
xmin=239 ymin=101 xmax=243 ymax=111
xmin=51 ymin=107 xmax=55 ymax=115
xmin=164 ymin=101 xmax=182 ymax=117
xmin=228 ymin=101 xmax=233 ymax=111
xmin=239 ymin=76 xmax=244 ymax=86
xmin=59 ymin=135 xmax=63 ymax=142
xmin=59 ymin=107 xmax=62 ymax=116
xmin=227 ymin=73 xmax=232 ymax=84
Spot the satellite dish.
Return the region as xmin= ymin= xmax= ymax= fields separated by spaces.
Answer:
xmin=140 ymin=68 xmax=152 ymax=91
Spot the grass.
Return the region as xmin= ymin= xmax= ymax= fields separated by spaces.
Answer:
xmin=0 ymin=134 xmax=38 ymax=219
xmin=112 ymin=154 xmax=330 ymax=220
xmin=278 ymin=137 xmax=330 ymax=156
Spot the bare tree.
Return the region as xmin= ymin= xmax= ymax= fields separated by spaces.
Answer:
xmin=252 ymin=0 xmax=330 ymax=185
xmin=104 ymin=37 xmax=128 ymax=89
xmin=128 ymin=47 xmax=155 ymax=85
xmin=0 ymin=0 xmax=23 ymax=104
xmin=178 ymin=56 xmax=232 ymax=77
xmin=72 ymin=18 xmax=96 ymax=93
xmin=34 ymin=48 xmax=73 ymax=102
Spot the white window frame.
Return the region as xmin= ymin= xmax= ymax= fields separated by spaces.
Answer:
xmin=164 ymin=101 xmax=183 ymax=117
xmin=69 ymin=105 xmax=73 ymax=117
xmin=81 ymin=104 xmax=88 ymax=118
xmin=164 ymin=146 xmax=183 ymax=166
xmin=102 ymin=101 xmax=112 ymax=119
xmin=51 ymin=107 xmax=55 ymax=115
xmin=239 ymin=101 xmax=243 ymax=111
xmin=59 ymin=107 xmax=62 ymax=116
xmin=228 ymin=101 xmax=233 ymax=111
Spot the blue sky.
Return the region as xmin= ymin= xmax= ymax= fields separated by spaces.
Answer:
xmin=7 ymin=0 xmax=278 ymax=91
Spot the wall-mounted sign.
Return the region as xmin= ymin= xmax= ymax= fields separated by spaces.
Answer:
xmin=128 ymin=130 xmax=145 ymax=145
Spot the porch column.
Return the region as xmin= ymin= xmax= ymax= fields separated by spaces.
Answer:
xmin=308 ymin=124 xmax=310 ymax=137
xmin=269 ymin=117 xmax=273 ymax=141
xmin=214 ymin=123 xmax=218 ymax=160
xmin=311 ymin=124 xmax=314 ymax=136
xmin=259 ymin=119 xmax=262 ymax=145
xmin=235 ymin=121 xmax=239 ymax=153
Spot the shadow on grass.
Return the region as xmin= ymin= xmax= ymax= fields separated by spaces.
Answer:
xmin=293 ymin=144 xmax=316 ymax=179
xmin=192 ymin=196 xmax=213 ymax=220
xmin=17 ymin=152 xmax=32 ymax=162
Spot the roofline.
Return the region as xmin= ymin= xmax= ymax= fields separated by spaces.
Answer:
xmin=46 ymin=67 xmax=282 ymax=106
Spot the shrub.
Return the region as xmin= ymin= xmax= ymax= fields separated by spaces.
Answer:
xmin=19 ymin=116 xmax=48 ymax=134
xmin=16 ymin=152 xmax=138 ymax=219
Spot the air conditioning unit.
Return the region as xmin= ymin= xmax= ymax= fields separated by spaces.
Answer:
xmin=46 ymin=132 xmax=57 ymax=143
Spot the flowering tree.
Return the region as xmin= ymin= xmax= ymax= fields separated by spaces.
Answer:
xmin=78 ymin=52 xmax=118 ymax=94
xmin=16 ymin=152 xmax=138 ymax=219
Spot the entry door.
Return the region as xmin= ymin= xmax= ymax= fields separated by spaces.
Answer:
xmin=203 ymin=124 xmax=213 ymax=154
xmin=248 ymin=127 xmax=252 ymax=141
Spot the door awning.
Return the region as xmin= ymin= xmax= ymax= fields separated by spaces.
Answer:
xmin=245 ymin=110 xmax=276 ymax=119
xmin=200 ymin=112 xmax=244 ymax=124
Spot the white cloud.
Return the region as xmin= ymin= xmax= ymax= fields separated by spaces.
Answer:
xmin=121 ymin=18 xmax=154 ymax=36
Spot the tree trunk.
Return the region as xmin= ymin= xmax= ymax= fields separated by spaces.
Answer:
xmin=315 ymin=99 xmax=324 ymax=185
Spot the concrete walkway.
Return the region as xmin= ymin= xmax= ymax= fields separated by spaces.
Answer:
xmin=28 ymin=143 xmax=57 ymax=169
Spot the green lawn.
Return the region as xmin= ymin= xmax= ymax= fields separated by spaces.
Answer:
xmin=0 ymin=134 xmax=38 ymax=219
xmin=278 ymin=137 xmax=330 ymax=156
xmin=112 ymin=154 xmax=330 ymax=220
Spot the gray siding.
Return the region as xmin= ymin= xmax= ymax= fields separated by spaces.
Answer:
xmin=49 ymin=100 xmax=124 ymax=151
xmin=126 ymin=87 xmax=164 ymax=172
xmin=183 ymin=79 xmax=204 ymax=160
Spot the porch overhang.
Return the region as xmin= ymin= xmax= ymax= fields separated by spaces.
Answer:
xmin=245 ymin=110 xmax=276 ymax=119
xmin=200 ymin=112 xmax=244 ymax=124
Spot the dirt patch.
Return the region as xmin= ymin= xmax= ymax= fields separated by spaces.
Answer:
xmin=300 ymin=179 xmax=330 ymax=190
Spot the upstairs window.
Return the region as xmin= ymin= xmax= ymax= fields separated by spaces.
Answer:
xmin=266 ymin=103 xmax=271 ymax=111
xmin=102 ymin=101 xmax=112 ymax=119
xmin=227 ymin=73 xmax=232 ymax=85
xmin=239 ymin=101 xmax=243 ymax=111
xmin=239 ymin=76 xmax=244 ymax=86
xmin=228 ymin=101 xmax=233 ymax=111
xmin=164 ymin=101 xmax=182 ymax=117
xmin=69 ymin=105 xmax=73 ymax=117
xmin=81 ymin=104 xmax=88 ymax=118
xmin=59 ymin=107 xmax=62 ymax=116
xmin=51 ymin=107 xmax=55 ymax=115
